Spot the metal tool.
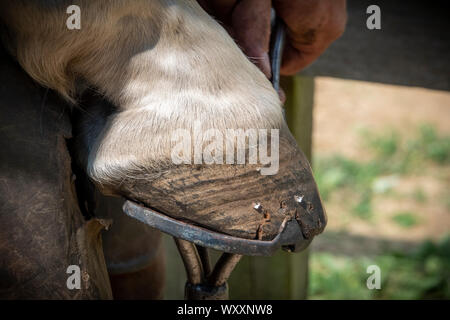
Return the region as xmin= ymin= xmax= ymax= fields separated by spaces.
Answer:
xmin=122 ymin=13 xmax=288 ymax=300
xmin=270 ymin=10 xmax=285 ymax=92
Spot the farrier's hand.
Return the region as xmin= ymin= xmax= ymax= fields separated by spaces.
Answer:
xmin=198 ymin=0 xmax=347 ymax=77
xmin=274 ymin=0 xmax=347 ymax=75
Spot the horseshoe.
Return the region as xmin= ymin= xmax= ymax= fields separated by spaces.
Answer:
xmin=123 ymin=12 xmax=287 ymax=300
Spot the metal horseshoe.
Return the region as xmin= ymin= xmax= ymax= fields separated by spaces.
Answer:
xmin=122 ymin=12 xmax=286 ymax=300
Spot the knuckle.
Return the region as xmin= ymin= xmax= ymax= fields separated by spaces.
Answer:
xmin=327 ymin=11 xmax=347 ymax=40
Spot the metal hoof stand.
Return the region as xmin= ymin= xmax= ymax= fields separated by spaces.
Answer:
xmin=123 ymin=15 xmax=287 ymax=300
xmin=175 ymin=239 xmax=242 ymax=300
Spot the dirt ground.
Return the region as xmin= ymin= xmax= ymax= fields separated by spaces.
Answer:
xmin=314 ymin=77 xmax=450 ymax=159
xmin=312 ymin=77 xmax=450 ymax=245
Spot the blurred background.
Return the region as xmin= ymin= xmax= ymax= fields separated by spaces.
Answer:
xmin=308 ymin=77 xmax=449 ymax=299
xmin=305 ymin=0 xmax=449 ymax=299
xmin=163 ymin=0 xmax=449 ymax=299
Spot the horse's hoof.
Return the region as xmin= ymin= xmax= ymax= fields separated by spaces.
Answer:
xmin=114 ymin=123 xmax=326 ymax=247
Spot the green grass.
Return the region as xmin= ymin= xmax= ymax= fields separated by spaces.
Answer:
xmin=310 ymin=124 xmax=450 ymax=299
xmin=362 ymin=124 xmax=450 ymax=169
xmin=419 ymin=124 xmax=450 ymax=164
xmin=441 ymin=191 xmax=450 ymax=210
xmin=313 ymin=124 xmax=450 ymax=221
xmin=352 ymin=191 xmax=373 ymax=219
xmin=309 ymin=236 xmax=450 ymax=299
xmin=363 ymin=129 xmax=400 ymax=158
xmin=392 ymin=211 xmax=419 ymax=228
xmin=411 ymin=187 xmax=427 ymax=203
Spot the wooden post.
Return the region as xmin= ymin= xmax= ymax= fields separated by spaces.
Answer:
xmin=227 ymin=75 xmax=315 ymax=299
xmin=163 ymin=75 xmax=315 ymax=299
xmin=281 ymin=75 xmax=314 ymax=161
